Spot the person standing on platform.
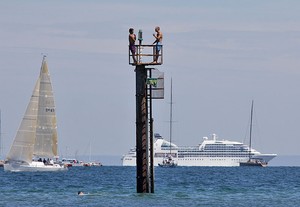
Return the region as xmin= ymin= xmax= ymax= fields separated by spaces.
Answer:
xmin=129 ymin=28 xmax=137 ymax=63
xmin=152 ymin=26 xmax=163 ymax=63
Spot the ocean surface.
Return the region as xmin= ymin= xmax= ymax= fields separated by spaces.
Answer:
xmin=1 ymin=166 xmax=300 ymax=207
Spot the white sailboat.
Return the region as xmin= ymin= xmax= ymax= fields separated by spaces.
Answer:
xmin=83 ymin=141 xmax=102 ymax=167
xmin=158 ymin=78 xmax=177 ymax=167
xmin=240 ymin=100 xmax=267 ymax=167
xmin=4 ymin=57 xmax=67 ymax=172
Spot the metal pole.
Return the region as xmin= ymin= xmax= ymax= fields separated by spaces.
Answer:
xmin=249 ymin=100 xmax=254 ymax=161
xmin=148 ymin=68 xmax=154 ymax=193
xmin=0 ymin=109 xmax=1 ymax=159
xmin=169 ymin=78 xmax=173 ymax=156
xmin=135 ymin=65 xmax=149 ymax=193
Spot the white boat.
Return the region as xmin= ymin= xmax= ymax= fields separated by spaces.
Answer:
xmin=158 ymin=78 xmax=177 ymax=167
xmin=122 ymin=133 xmax=277 ymax=167
xmin=158 ymin=155 xmax=177 ymax=167
xmin=61 ymin=158 xmax=84 ymax=167
xmin=83 ymin=161 xmax=102 ymax=167
xmin=82 ymin=140 xmax=102 ymax=167
xmin=240 ymin=100 xmax=268 ymax=167
xmin=239 ymin=158 xmax=267 ymax=167
xmin=4 ymin=57 xmax=67 ymax=172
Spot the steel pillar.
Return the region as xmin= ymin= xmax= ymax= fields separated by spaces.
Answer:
xmin=135 ymin=65 xmax=150 ymax=193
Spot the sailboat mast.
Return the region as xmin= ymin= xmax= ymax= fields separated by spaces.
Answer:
xmin=0 ymin=109 xmax=2 ymax=159
xmin=169 ymin=78 xmax=173 ymax=155
xmin=89 ymin=140 xmax=92 ymax=162
xmin=249 ymin=100 xmax=254 ymax=160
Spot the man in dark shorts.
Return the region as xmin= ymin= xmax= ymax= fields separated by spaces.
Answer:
xmin=129 ymin=28 xmax=137 ymax=63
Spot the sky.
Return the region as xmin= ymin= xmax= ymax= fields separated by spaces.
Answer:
xmin=0 ymin=0 xmax=300 ymax=163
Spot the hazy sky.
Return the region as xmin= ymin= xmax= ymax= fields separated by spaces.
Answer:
xmin=0 ymin=0 xmax=300 ymax=160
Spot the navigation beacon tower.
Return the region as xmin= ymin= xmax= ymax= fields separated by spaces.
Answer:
xmin=129 ymin=29 xmax=164 ymax=193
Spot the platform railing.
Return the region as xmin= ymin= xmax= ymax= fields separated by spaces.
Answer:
xmin=129 ymin=44 xmax=163 ymax=66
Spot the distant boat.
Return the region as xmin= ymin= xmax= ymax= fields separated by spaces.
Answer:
xmin=83 ymin=141 xmax=102 ymax=167
xmin=83 ymin=161 xmax=102 ymax=167
xmin=158 ymin=155 xmax=177 ymax=168
xmin=61 ymin=158 xmax=84 ymax=167
xmin=4 ymin=57 xmax=67 ymax=172
xmin=158 ymin=78 xmax=177 ymax=168
xmin=240 ymin=101 xmax=267 ymax=167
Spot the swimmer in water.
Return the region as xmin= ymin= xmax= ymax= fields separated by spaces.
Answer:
xmin=78 ymin=191 xmax=84 ymax=195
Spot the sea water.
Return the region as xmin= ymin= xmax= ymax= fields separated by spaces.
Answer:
xmin=1 ymin=166 xmax=300 ymax=207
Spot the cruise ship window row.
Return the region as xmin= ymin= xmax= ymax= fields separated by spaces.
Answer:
xmin=161 ymin=147 xmax=178 ymax=150
xmin=154 ymin=153 xmax=177 ymax=157
xmin=178 ymin=152 xmax=254 ymax=156
xmin=179 ymin=150 xmax=248 ymax=153
xmin=177 ymin=158 xmax=244 ymax=161
xmin=178 ymin=151 xmax=252 ymax=155
xmin=204 ymin=147 xmax=246 ymax=150
xmin=178 ymin=154 xmax=250 ymax=158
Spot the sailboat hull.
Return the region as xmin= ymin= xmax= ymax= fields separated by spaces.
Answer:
xmin=239 ymin=162 xmax=266 ymax=167
xmin=158 ymin=163 xmax=177 ymax=168
xmin=4 ymin=161 xmax=67 ymax=172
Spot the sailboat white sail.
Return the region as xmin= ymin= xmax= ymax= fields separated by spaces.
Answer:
xmin=4 ymin=57 xmax=67 ymax=172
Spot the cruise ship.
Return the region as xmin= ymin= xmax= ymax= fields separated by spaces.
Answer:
xmin=122 ymin=133 xmax=277 ymax=167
